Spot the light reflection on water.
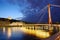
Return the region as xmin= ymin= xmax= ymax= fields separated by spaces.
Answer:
xmin=1 ymin=27 xmax=40 ymax=40
xmin=7 ymin=27 xmax=11 ymax=38
xmin=3 ymin=27 xmax=5 ymax=34
xmin=0 ymin=26 xmax=59 ymax=40
xmin=3 ymin=27 xmax=25 ymax=38
xmin=1 ymin=27 xmax=26 ymax=40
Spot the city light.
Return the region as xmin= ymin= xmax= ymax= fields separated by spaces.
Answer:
xmin=20 ymin=27 xmax=50 ymax=38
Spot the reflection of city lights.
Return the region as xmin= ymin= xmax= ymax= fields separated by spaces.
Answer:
xmin=12 ymin=27 xmax=17 ymax=31
xmin=3 ymin=27 xmax=5 ymax=34
xmin=12 ymin=27 xmax=23 ymax=32
xmin=20 ymin=27 xmax=50 ymax=38
xmin=36 ymin=30 xmax=50 ymax=38
xmin=7 ymin=28 xmax=11 ymax=38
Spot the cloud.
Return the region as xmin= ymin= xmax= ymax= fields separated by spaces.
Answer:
xmin=1 ymin=0 xmax=60 ymax=23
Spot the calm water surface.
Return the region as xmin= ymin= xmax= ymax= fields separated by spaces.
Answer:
xmin=0 ymin=27 xmax=40 ymax=40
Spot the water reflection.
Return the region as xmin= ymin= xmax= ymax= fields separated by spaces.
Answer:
xmin=2 ymin=27 xmax=25 ymax=38
xmin=3 ymin=27 xmax=5 ymax=34
xmin=7 ymin=28 xmax=11 ymax=38
xmin=3 ymin=27 xmax=12 ymax=38
xmin=1 ymin=27 xmax=39 ymax=40
xmin=1 ymin=27 xmax=49 ymax=40
xmin=0 ymin=26 xmax=59 ymax=40
xmin=1 ymin=27 xmax=25 ymax=40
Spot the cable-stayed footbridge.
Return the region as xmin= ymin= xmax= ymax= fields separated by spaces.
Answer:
xmin=0 ymin=4 xmax=60 ymax=27
xmin=0 ymin=4 xmax=60 ymax=39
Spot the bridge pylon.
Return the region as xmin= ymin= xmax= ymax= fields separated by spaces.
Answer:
xmin=48 ymin=4 xmax=52 ymax=27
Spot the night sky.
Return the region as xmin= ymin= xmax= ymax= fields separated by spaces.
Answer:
xmin=0 ymin=0 xmax=60 ymax=23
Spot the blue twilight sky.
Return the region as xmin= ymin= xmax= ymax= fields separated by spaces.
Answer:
xmin=0 ymin=0 xmax=60 ymax=23
xmin=0 ymin=0 xmax=24 ymax=19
